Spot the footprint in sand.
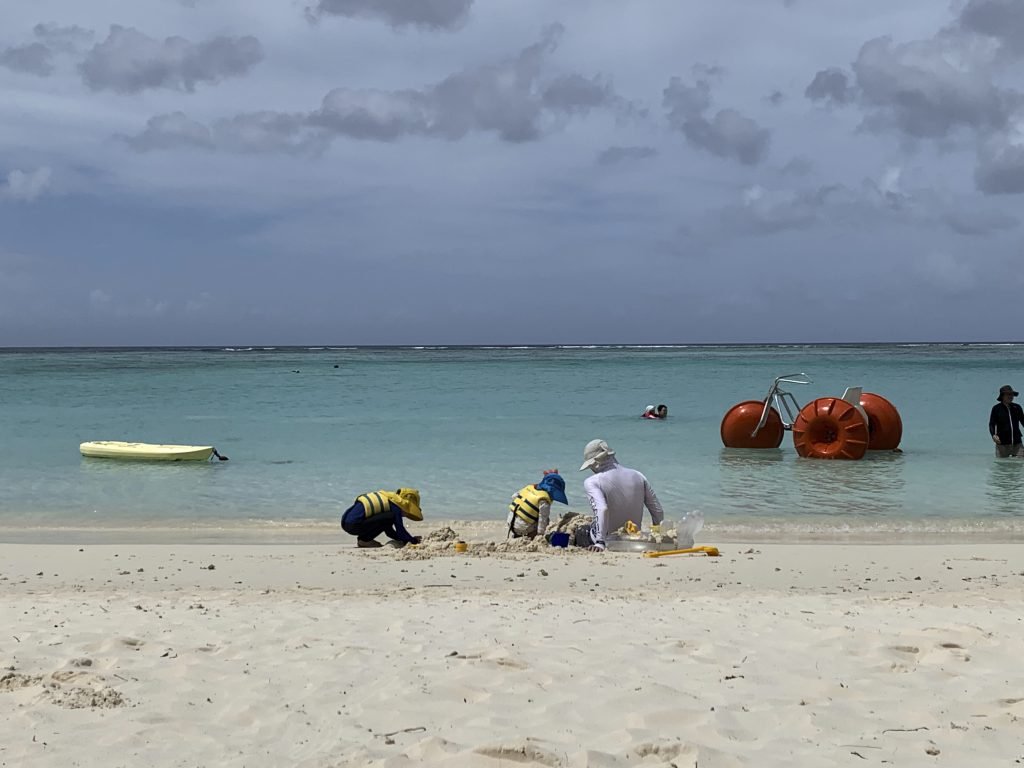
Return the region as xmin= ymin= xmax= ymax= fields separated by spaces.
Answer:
xmin=50 ymin=670 xmax=92 ymax=684
xmin=0 ymin=672 xmax=42 ymax=691
xmin=889 ymin=645 xmax=920 ymax=654
xmin=887 ymin=645 xmax=920 ymax=673
xmin=934 ymin=642 xmax=971 ymax=662
xmin=634 ymin=743 xmax=691 ymax=760
xmin=493 ymin=658 xmax=528 ymax=670
xmin=473 ymin=743 xmax=564 ymax=767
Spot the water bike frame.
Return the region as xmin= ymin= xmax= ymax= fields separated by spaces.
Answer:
xmin=752 ymin=373 xmax=810 ymax=437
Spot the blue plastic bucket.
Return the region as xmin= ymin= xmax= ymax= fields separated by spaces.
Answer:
xmin=549 ymin=532 xmax=570 ymax=548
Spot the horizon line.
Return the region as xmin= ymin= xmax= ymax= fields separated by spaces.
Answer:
xmin=2 ymin=340 xmax=1024 ymax=351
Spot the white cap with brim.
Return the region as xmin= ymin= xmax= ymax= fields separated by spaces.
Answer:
xmin=580 ymin=439 xmax=615 ymax=471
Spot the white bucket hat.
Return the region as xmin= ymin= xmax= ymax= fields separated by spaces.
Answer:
xmin=579 ymin=439 xmax=615 ymax=471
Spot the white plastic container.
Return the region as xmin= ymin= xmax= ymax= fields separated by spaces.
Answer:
xmin=675 ymin=510 xmax=705 ymax=549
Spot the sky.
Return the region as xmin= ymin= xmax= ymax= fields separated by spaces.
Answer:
xmin=1 ymin=0 xmax=1023 ymax=346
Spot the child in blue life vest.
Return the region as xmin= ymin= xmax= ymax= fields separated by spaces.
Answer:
xmin=341 ymin=488 xmax=423 ymax=548
xmin=506 ymin=471 xmax=568 ymax=539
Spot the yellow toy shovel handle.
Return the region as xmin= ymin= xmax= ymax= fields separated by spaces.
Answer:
xmin=643 ymin=545 xmax=720 ymax=558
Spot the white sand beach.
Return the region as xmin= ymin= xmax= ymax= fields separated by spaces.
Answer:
xmin=2 ymin=534 xmax=1023 ymax=767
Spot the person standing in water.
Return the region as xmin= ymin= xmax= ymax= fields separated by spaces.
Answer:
xmin=577 ymin=439 xmax=664 ymax=551
xmin=506 ymin=470 xmax=568 ymax=539
xmin=990 ymin=385 xmax=1024 ymax=458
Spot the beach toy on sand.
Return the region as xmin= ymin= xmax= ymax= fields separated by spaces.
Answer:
xmin=792 ymin=398 xmax=868 ymax=460
xmin=454 ymin=541 xmax=468 ymax=553
xmin=549 ymin=532 xmax=570 ymax=548
xmin=642 ymin=546 xmax=720 ymax=558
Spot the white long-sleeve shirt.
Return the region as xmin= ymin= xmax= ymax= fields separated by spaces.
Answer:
xmin=583 ymin=459 xmax=664 ymax=548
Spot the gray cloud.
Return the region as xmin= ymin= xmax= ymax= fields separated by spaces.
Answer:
xmin=0 ymin=42 xmax=54 ymax=76
xmin=121 ymin=24 xmax=623 ymax=149
xmin=714 ymin=184 xmax=846 ymax=235
xmin=862 ymin=165 xmax=912 ymax=210
xmin=79 ymin=25 xmax=263 ymax=93
xmin=9 ymin=0 xmax=1024 ymax=346
xmin=122 ymin=112 xmax=215 ymax=151
xmin=311 ymin=0 xmax=473 ymax=30
xmin=213 ymin=112 xmax=329 ymax=154
xmin=957 ymin=0 xmax=1024 ymax=57
xmin=663 ymin=77 xmax=712 ymax=118
xmin=975 ymin=136 xmax=1024 ymax=194
xmin=596 ymin=145 xmax=658 ymax=166
xmin=663 ymin=75 xmax=770 ymax=165
xmin=767 ymin=90 xmax=785 ymax=106
xmin=811 ymin=13 xmax=1024 ymax=195
xmin=311 ymin=25 xmax=610 ymax=143
xmin=1 ymin=167 xmax=52 ymax=202
xmin=707 ymin=167 xmax=1006 ymax=238
xmin=122 ymin=111 xmax=328 ymax=154
xmin=780 ymin=155 xmax=814 ymax=176
xmin=942 ymin=207 xmax=1018 ymax=235
xmin=805 ymin=67 xmax=854 ymax=105
xmin=33 ymin=22 xmax=95 ymax=54
xmin=541 ymin=74 xmax=616 ymax=114
xmin=851 ymin=36 xmax=1015 ymax=140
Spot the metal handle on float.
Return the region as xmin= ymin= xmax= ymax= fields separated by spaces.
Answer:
xmin=752 ymin=373 xmax=811 ymax=438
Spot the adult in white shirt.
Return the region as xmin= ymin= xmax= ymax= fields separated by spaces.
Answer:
xmin=577 ymin=439 xmax=664 ymax=551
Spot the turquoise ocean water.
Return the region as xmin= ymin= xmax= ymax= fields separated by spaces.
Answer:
xmin=1 ymin=345 xmax=1023 ymax=538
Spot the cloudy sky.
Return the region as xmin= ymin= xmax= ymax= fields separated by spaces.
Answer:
xmin=1 ymin=0 xmax=1022 ymax=345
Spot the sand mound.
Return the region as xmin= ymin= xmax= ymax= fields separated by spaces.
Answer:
xmin=44 ymin=683 xmax=128 ymax=710
xmin=423 ymin=526 xmax=459 ymax=543
xmin=394 ymin=535 xmax=592 ymax=560
xmin=543 ymin=512 xmax=593 ymax=541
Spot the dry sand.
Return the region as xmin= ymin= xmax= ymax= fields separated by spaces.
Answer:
xmin=2 ymin=533 xmax=1023 ymax=767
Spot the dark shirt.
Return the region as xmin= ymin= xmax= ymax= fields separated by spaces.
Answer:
xmin=343 ymin=501 xmax=416 ymax=542
xmin=989 ymin=402 xmax=1024 ymax=445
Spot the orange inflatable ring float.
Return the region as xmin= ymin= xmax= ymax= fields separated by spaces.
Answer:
xmin=721 ymin=401 xmax=784 ymax=449
xmin=860 ymin=392 xmax=902 ymax=451
xmin=792 ymin=398 xmax=868 ymax=460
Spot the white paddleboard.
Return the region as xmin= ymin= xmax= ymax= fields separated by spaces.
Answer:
xmin=80 ymin=441 xmax=215 ymax=462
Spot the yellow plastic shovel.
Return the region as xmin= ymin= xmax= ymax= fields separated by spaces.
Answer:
xmin=643 ymin=545 xmax=720 ymax=558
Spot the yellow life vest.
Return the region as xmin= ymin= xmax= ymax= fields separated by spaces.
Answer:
xmin=509 ymin=484 xmax=551 ymax=527
xmin=356 ymin=488 xmax=423 ymax=521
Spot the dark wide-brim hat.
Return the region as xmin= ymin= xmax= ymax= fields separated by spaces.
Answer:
xmin=998 ymin=385 xmax=1019 ymax=401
